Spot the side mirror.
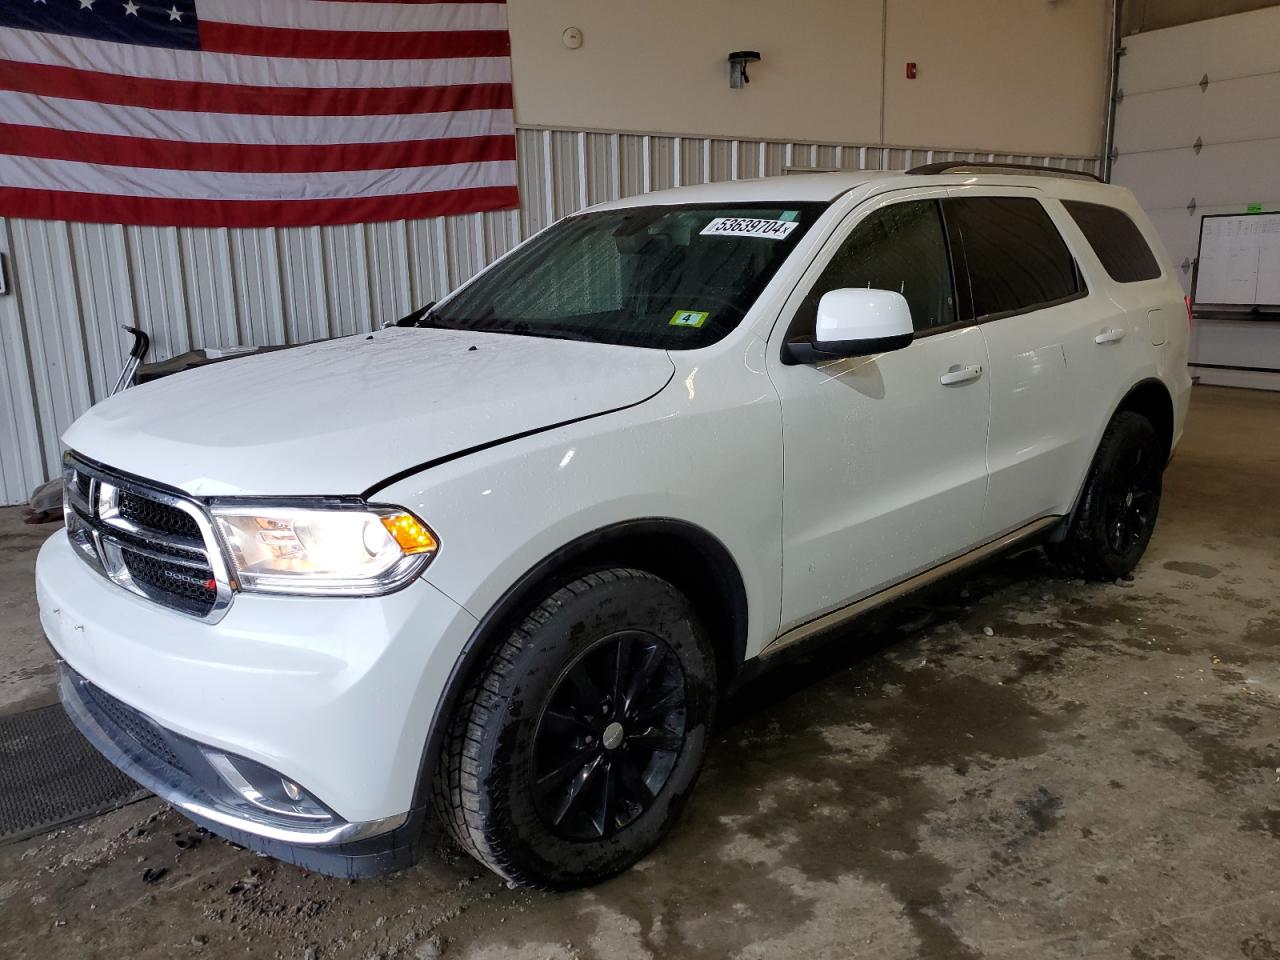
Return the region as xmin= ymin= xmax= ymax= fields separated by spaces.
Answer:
xmin=783 ymin=288 xmax=914 ymax=364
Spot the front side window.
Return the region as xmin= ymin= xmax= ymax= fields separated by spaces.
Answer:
xmin=945 ymin=196 xmax=1084 ymax=319
xmin=789 ymin=199 xmax=957 ymax=339
xmin=1062 ymin=200 xmax=1162 ymax=283
xmin=423 ymin=203 xmax=826 ymax=350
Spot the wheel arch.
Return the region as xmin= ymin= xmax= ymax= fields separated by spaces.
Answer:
xmin=1114 ymin=377 xmax=1176 ymax=462
xmin=410 ymin=518 xmax=749 ymax=810
xmin=1051 ymin=376 xmax=1175 ymax=544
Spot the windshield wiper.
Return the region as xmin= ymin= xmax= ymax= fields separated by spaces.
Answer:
xmin=393 ymin=302 xmax=438 ymax=328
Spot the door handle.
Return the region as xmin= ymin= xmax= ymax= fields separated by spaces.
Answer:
xmin=1095 ymin=328 xmax=1126 ymax=344
xmin=940 ymin=363 xmax=983 ymax=386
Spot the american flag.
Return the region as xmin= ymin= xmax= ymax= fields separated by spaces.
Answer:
xmin=0 ymin=0 xmax=519 ymax=227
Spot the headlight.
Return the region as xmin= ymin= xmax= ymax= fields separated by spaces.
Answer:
xmin=210 ymin=502 xmax=437 ymax=596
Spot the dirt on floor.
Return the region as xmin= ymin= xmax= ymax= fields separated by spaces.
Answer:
xmin=1 ymin=385 xmax=1278 ymax=960
xmin=0 ymin=506 xmax=59 ymax=716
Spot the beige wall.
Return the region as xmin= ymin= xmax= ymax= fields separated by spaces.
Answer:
xmin=505 ymin=0 xmax=885 ymax=145
xmin=883 ymin=0 xmax=1111 ymax=157
xmin=507 ymin=0 xmax=1110 ymax=159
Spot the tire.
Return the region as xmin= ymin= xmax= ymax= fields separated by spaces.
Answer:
xmin=433 ymin=568 xmax=717 ymax=889
xmin=1046 ymin=411 xmax=1165 ymax=581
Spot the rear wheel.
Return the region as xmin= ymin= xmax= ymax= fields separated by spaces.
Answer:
xmin=433 ymin=568 xmax=716 ymax=889
xmin=1047 ymin=411 xmax=1164 ymax=580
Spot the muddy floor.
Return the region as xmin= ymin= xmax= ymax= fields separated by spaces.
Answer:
xmin=1 ymin=385 xmax=1278 ymax=960
xmin=0 ymin=504 xmax=59 ymax=715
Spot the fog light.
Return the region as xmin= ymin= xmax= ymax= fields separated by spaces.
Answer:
xmin=204 ymin=751 xmax=333 ymax=823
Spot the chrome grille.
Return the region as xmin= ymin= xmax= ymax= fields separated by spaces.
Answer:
xmin=118 ymin=490 xmax=202 ymax=541
xmin=63 ymin=454 xmax=233 ymax=622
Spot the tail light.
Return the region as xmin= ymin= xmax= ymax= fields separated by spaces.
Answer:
xmin=1185 ymin=295 xmax=1193 ymax=329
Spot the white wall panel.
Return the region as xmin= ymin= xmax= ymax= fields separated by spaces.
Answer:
xmin=1115 ymin=74 xmax=1280 ymax=155
xmin=1118 ymin=5 xmax=1280 ymax=95
xmin=1119 ymin=141 xmax=1280 ymax=212
xmin=0 ymin=126 xmax=1096 ymax=504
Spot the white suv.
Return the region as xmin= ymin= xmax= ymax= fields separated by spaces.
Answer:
xmin=38 ymin=164 xmax=1190 ymax=888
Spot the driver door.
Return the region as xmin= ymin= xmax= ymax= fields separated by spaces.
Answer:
xmin=769 ymin=189 xmax=991 ymax=633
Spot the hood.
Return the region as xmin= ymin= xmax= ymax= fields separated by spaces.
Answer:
xmin=64 ymin=328 xmax=675 ymax=497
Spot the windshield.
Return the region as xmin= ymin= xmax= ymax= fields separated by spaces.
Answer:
xmin=420 ymin=202 xmax=827 ymax=349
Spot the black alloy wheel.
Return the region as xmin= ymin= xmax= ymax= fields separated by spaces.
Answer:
xmin=433 ymin=568 xmax=716 ymax=889
xmin=1046 ymin=410 xmax=1165 ymax=580
xmin=532 ymin=631 xmax=688 ymax=841
xmin=1102 ymin=442 xmax=1161 ymax=556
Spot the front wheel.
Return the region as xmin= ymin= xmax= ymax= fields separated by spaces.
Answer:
xmin=433 ymin=568 xmax=716 ymax=889
xmin=1046 ymin=411 xmax=1165 ymax=580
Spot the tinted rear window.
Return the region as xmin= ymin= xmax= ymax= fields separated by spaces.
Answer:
xmin=946 ymin=196 xmax=1084 ymax=319
xmin=1063 ymin=200 xmax=1162 ymax=283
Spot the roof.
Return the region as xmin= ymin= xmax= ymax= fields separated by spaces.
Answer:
xmin=592 ymin=171 xmax=888 ymax=209
xmin=590 ymin=168 xmax=1126 ymax=211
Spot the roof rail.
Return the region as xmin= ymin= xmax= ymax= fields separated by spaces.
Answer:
xmin=906 ymin=160 xmax=1104 ymax=183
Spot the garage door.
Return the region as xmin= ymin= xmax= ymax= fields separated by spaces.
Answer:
xmin=1111 ymin=6 xmax=1280 ymax=390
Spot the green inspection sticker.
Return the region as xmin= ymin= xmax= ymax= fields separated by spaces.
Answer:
xmin=669 ymin=309 xmax=710 ymax=328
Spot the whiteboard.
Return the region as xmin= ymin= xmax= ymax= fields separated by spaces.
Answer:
xmin=1194 ymin=213 xmax=1280 ymax=307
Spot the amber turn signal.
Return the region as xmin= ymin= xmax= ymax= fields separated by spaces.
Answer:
xmin=380 ymin=513 xmax=438 ymax=555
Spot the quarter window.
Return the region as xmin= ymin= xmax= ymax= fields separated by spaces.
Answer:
xmin=1062 ymin=200 xmax=1162 ymax=283
xmin=945 ymin=196 xmax=1084 ymax=319
xmin=790 ymin=200 xmax=956 ymax=339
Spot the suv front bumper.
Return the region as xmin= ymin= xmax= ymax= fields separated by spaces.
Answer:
xmin=59 ymin=661 xmax=418 ymax=876
xmin=37 ymin=531 xmax=479 ymax=874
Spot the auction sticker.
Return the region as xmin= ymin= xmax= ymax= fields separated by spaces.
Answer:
xmin=700 ymin=217 xmax=799 ymax=240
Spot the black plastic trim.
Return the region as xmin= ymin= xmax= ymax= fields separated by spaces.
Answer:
xmin=911 ymin=319 xmax=973 ymax=341
xmin=1188 ymin=361 xmax=1280 ymax=374
xmin=182 ymin=807 xmax=427 ymax=880
xmin=939 ymin=198 xmax=973 ymax=322
xmin=906 ymin=160 xmax=1104 ymax=183
xmin=124 ymin=325 xmax=150 ymax=360
xmin=967 ymin=288 xmax=1090 ymax=326
xmin=781 ymin=332 xmax=914 ymax=365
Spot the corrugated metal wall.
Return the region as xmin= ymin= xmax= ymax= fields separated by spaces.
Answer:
xmin=0 ymin=126 xmax=1098 ymax=505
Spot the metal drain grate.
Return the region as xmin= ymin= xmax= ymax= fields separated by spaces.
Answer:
xmin=0 ymin=704 xmax=148 ymax=845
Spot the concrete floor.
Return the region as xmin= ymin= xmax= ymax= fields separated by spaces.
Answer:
xmin=0 ymin=506 xmax=59 ymax=716
xmin=1 ymin=384 xmax=1278 ymax=960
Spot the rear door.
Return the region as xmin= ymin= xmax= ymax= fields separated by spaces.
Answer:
xmin=944 ymin=189 xmax=1093 ymax=539
xmin=1057 ymin=198 xmax=1176 ymax=434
